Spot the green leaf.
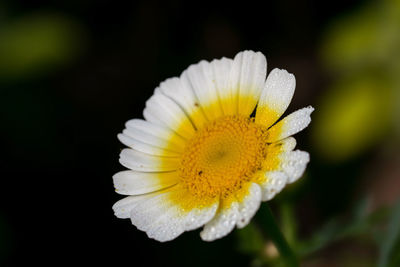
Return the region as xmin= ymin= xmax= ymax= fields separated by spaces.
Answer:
xmin=297 ymin=197 xmax=389 ymax=257
xmin=296 ymin=218 xmax=341 ymax=257
xmin=378 ymin=199 xmax=400 ymax=267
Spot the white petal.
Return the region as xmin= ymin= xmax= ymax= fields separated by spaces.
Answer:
xmin=119 ymin=148 xmax=180 ymax=172
xmin=143 ymin=93 xmax=195 ymax=139
xmin=279 ymin=150 xmax=310 ymax=183
xmin=112 ymin=193 xmax=156 ymax=219
xmin=157 ymin=77 xmax=208 ymax=129
xmin=123 ymin=118 xmax=186 ymax=153
xmin=118 ymin=134 xmax=180 ymax=157
xmin=258 ymin=171 xmax=288 ymax=201
xmin=113 ymin=170 xmax=178 ymax=195
xmin=255 ymin=68 xmax=296 ymax=127
xmin=182 ymin=60 xmax=225 ymax=121
xmin=210 ymin=57 xmax=233 ymax=115
xmin=200 ymin=201 xmax=239 ymax=241
xmin=130 ymin=188 xmax=218 ymax=242
xmin=230 ymin=50 xmax=267 ymax=116
xmin=267 ymin=106 xmax=314 ymax=142
xmin=236 ymin=183 xmax=262 ymax=228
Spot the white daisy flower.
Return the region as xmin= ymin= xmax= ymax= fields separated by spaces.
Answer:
xmin=112 ymin=50 xmax=313 ymax=242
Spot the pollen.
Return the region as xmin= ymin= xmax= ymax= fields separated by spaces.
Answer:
xmin=179 ymin=115 xmax=269 ymax=200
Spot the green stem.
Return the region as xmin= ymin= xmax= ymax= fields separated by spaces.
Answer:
xmin=259 ymin=204 xmax=299 ymax=267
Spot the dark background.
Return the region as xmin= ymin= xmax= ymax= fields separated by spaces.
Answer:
xmin=1 ymin=0 xmax=399 ymax=266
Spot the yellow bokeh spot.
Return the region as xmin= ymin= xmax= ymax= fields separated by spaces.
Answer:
xmin=312 ymin=75 xmax=393 ymax=161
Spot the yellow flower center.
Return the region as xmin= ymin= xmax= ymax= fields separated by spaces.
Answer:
xmin=179 ymin=115 xmax=269 ymax=199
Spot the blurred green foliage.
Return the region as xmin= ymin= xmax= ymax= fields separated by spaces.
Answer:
xmin=378 ymin=200 xmax=400 ymax=267
xmin=236 ymin=222 xmax=265 ymax=256
xmin=313 ymin=0 xmax=400 ymax=162
xmin=238 ymin=197 xmax=400 ymax=266
xmin=0 ymin=12 xmax=86 ymax=80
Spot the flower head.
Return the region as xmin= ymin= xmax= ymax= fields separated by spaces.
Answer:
xmin=112 ymin=51 xmax=313 ymax=242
